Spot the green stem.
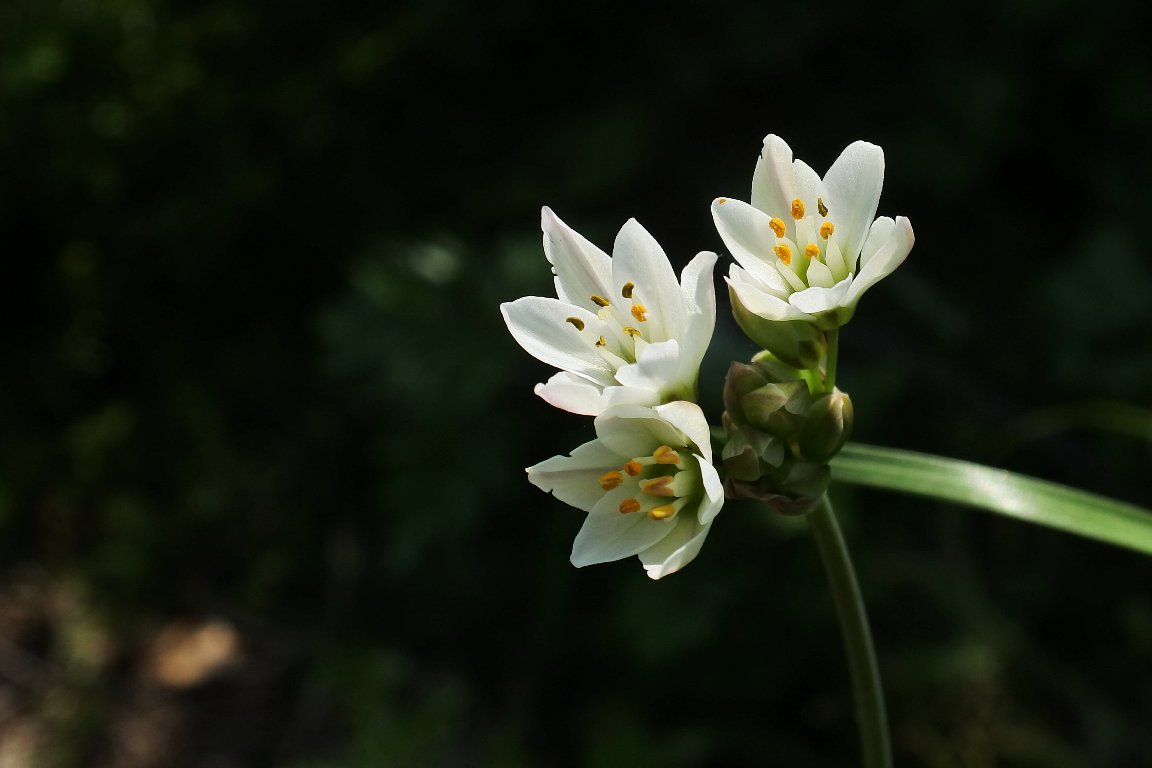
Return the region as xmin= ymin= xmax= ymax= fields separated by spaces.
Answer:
xmin=824 ymin=328 xmax=839 ymax=393
xmin=809 ymin=494 xmax=891 ymax=768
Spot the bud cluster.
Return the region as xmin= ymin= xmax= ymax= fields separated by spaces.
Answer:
xmin=720 ymin=353 xmax=854 ymax=515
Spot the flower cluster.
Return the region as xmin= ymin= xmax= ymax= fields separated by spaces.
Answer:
xmin=503 ymin=134 xmax=912 ymax=578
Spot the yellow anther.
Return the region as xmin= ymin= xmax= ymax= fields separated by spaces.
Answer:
xmin=717 ymin=197 xmax=728 ymax=204
xmin=619 ymin=498 xmax=642 ymax=515
xmin=590 ymin=294 xmax=610 ymax=307
xmin=595 ymin=335 xmax=607 ymax=347
xmin=598 ymin=471 xmax=623 ymax=491
xmin=648 ymin=504 xmax=677 ymax=520
xmin=790 ymin=198 xmax=805 ymax=219
xmin=624 ymin=326 xmax=641 ymax=337
xmin=623 ymin=460 xmax=643 ymax=476
xmin=805 ymin=243 xmax=820 ymax=259
xmin=639 ymin=476 xmax=675 ymax=497
xmin=774 ymin=243 xmax=793 ymax=265
xmin=652 ymin=445 xmax=680 ymax=465
xmin=621 ymin=281 xmax=635 ymax=299
xmin=819 ymin=221 xmax=835 ymax=240
xmin=631 ymin=304 xmax=648 ymax=322
xmin=565 ymin=316 xmax=585 ymax=331
xmin=817 ymin=197 xmax=829 ymax=217
xmin=768 ymin=217 xmax=786 ymax=238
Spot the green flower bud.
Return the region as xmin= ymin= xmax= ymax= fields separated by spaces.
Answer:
xmin=729 ymin=285 xmax=826 ymax=369
xmin=740 ymin=380 xmax=810 ymax=437
xmin=797 ymin=389 xmax=854 ymax=463
xmin=722 ymin=362 xmax=769 ymax=426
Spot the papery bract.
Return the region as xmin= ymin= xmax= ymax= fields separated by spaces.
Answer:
xmin=712 ymin=135 xmax=914 ymax=332
xmin=526 ymin=401 xmax=724 ymax=579
xmin=501 ymin=208 xmax=717 ymax=415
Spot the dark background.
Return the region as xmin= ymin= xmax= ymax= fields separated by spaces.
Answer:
xmin=2 ymin=0 xmax=1151 ymax=765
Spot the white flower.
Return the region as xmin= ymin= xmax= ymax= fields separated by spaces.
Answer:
xmin=501 ymin=208 xmax=717 ymax=416
xmin=526 ymin=401 xmax=724 ymax=579
xmin=712 ymin=135 xmax=915 ymax=330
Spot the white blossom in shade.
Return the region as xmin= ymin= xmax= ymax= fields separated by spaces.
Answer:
xmin=712 ymin=135 xmax=915 ymax=330
xmin=500 ymin=208 xmax=717 ymax=416
xmin=526 ymin=401 xmax=724 ymax=580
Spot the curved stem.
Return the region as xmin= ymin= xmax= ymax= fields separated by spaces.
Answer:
xmin=809 ymin=494 xmax=891 ymax=768
xmin=824 ymin=328 xmax=839 ymax=393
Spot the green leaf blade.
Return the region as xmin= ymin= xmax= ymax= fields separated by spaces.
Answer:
xmin=831 ymin=443 xmax=1152 ymax=556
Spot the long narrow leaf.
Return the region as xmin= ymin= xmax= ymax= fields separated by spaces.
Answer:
xmin=831 ymin=443 xmax=1152 ymax=556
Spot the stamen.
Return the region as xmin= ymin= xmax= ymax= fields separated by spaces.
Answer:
xmin=594 ymin=335 xmax=607 ymax=347
xmin=619 ymin=498 xmax=641 ymax=515
xmin=647 ymin=504 xmax=677 ymax=520
xmin=805 ymin=243 xmax=820 ymax=259
xmin=623 ymin=460 xmax=643 ymax=476
xmin=790 ymin=198 xmax=805 ymax=219
xmin=565 ymin=317 xmax=585 ymax=331
xmin=590 ymin=294 xmax=610 ymax=307
xmin=819 ymin=221 xmax=835 ymax=240
xmin=774 ymin=243 xmax=793 ymax=265
xmin=652 ymin=445 xmax=681 ymax=465
xmin=639 ymin=476 xmax=676 ymax=497
xmin=598 ymin=471 xmax=623 ymax=491
xmin=818 ymin=197 xmax=829 ymax=217
xmin=621 ymin=281 xmax=635 ymax=299
xmin=623 ymin=326 xmax=641 ymax=337
xmin=717 ymin=197 xmax=727 ymax=204
xmin=768 ymin=217 xmax=786 ymax=238
xmin=631 ymin=304 xmax=648 ymax=323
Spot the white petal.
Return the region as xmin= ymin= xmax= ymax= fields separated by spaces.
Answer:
xmin=824 ymin=238 xmax=849 ymax=281
xmin=711 ymin=198 xmax=791 ymax=292
xmin=806 ymin=256 xmax=836 ymax=289
xmin=750 ymin=134 xmax=796 ymax=219
xmin=571 ymin=489 xmax=675 ymax=567
xmin=534 ymin=371 xmax=608 ymax=416
xmin=695 ymin=454 xmax=725 ymax=525
xmin=640 ymin=518 xmax=711 ymax=579
xmin=611 ymin=219 xmax=685 ymax=343
xmin=595 ymin=405 xmax=683 ymax=458
xmin=857 ymin=216 xmax=895 ymax=269
xmin=527 ymin=439 xmax=623 ymax=512
xmin=792 ymin=159 xmax=823 ymax=218
xmin=615 ymin=339 xmax=682 ymax=393
xmin=541 ymin=207 xmax=612 ymax=311
xmin=676 ymin=251 xmax=717 ymax=384
xmin=726 ymin=272 xmax=812 ymax=322
xmin=653 ymin=401 xmax=712 ymax=462
xmin=844 ymin=215 xmax=914 ymax=307
xmin=501 ymin=297 xmax=614 ymax=384
xmin=821 ymin=141 xmax=884 ymax=261
xmin=788 ymin=280 xmax=853 ymax=315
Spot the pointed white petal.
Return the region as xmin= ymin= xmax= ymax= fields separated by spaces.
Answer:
xmin=844 ymin=215 xmax=914 ymax=307
xmin=711 ymin=198 xmax=792 ymax=291
xmin=857 ymin=216 xmax=895 ymax=269
xmin=750 ymin=134 xmax=796 ymax=219
xmin=824 ymin=238 xmax=849 ymax=281
xmin=534 ymin=371 xmax=608 ymax=416
xmin=571 ymin=489 xmax=675 ymax=567
xmin=541 ymin=207 xmax=612 ymax=311
xmin=615 ymin=339 xmax=682 ymax=393
xmin=610 ymin=219 xmax=685 ymax=343
xmin=695 ymin=454 xmax=724 ymax=525
xmin=788 ymin=280 xmax=853 ymax=315
xmin=726 ymin=272 xmax=812 ymax=322
xmin=653 ymin=401 xmax=712 ymax=462
xmin=501 ymin=297 xmax=614 ymax=384
xmin=527 ymin=439 xmax=623 ymax=512
xmin=640 ymin=518 xmax=711 ymax=579
xmin=821 ymin=141 xmax=884 ymax=261
xmin=676 ymin=251 xmax=717 ymax=383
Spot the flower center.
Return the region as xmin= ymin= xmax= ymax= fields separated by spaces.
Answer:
xmin=766 ymin=197 xmax=851 ymax=292
xmin=600 ymin=444 xmax=695 ymax=521
xmin=560 ymin=282 xmax=658 ymax=368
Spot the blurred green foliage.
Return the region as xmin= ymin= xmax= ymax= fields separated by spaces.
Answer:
xmin=1 ymin=0 xmax=1151 ymax=765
